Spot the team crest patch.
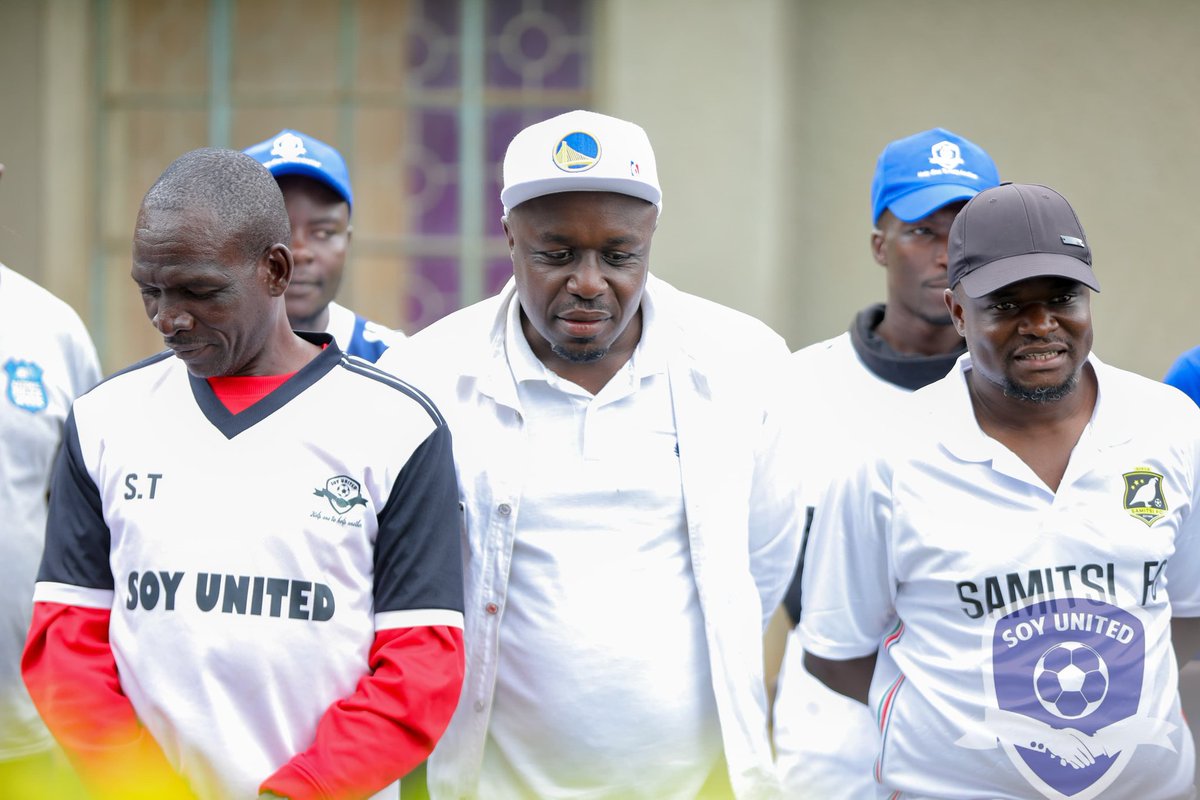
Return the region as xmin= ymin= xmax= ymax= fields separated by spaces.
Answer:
xmin=960 ymin=598 xmax=1174 ymax=799
xmin=929 ymin=140 xmax=965 ymax=170
xmin=553 ymin=131 xmax=600 ymax=172
xmin=313 ymin=475 xmax=368 ymax=515
xmin=5 ymin=359 xmax=48 ymax=413
xmin=1123 ymin=469 xmax=1167 ymax=526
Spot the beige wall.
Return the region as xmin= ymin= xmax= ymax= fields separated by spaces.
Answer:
xmin=4 ymin=0 xmax=1200 ymax=379
xmin=603 ymin=0 xmax=1200 ymax=379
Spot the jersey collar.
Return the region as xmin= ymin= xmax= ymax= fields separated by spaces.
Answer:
xmin=187 ymin=332 xmax=341 ymax=439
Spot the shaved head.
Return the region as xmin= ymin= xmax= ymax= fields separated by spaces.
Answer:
xmin=138 ymin=147 xmax=290 ymax=262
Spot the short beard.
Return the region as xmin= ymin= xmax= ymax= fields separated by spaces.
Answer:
xmin=551 ymin=342 xmax=608 ymax=364
xmin=1002 ymin=373 xmax=1079 ymax=404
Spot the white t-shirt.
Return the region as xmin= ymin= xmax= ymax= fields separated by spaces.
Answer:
xmin=478 ymin=297 xmax=722 ymax=799
xmin=0 ymin=264 xmax=100 ymax=759
xmin=801 ymin=353 xmax=1200 ymax=800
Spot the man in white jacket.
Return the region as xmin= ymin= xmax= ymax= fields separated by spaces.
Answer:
xmin=378 ymin=110 xmax=799 ymax=800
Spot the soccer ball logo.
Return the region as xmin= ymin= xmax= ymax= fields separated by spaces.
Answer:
xmin=1034 ymin=642 xmax=1109 ymax=719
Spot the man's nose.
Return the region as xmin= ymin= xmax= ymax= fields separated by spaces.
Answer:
xmin=1018 ymin=304 xmax=1058 ymax=336
xmin=153 ymin=304 xmax=194 ymax=336
xmin=567 ymin=253 xmax=605 ymax=298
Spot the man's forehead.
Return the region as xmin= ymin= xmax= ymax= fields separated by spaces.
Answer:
xmin=136 ymin=203 xmax=218 ymax=238
xmin=134 ymin=205 xmax=240 ymax=266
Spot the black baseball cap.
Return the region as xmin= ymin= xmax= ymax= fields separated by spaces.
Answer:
xmin=948 ymin=182 xmax=1101 ymax=298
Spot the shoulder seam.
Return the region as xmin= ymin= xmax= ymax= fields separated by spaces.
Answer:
xmin=89 ymin=349 xmax=174 ymax=391
xmin=338 ymin=356 xmax=446 ymax=426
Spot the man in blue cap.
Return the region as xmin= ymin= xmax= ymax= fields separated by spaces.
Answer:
xmin=771 ymin=127 xmax=1000 ymax=796
xmin=244 ymin=129 xmax=403 ymax=362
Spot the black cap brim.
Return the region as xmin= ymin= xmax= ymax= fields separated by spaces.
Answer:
xmin=957 ymin=252 xmax=1101 ymax=298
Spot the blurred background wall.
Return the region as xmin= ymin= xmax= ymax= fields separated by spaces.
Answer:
xmin=1 ymin=0 xmax=1197 ymax=380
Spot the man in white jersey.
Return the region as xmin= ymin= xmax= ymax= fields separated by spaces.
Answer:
xmin=21 ymin=148 xmax=465 ymax=800
xmin=0 ymin=162 xmax=100 ymax=799
xmin=770 ymin=128 xmax=999 ymax=797
xmin=378 ymin=110 xmax=801 ymax=799
xmin=244 ymin=129 xmax=404 ymax=361
xmin=801 ymin=182 xmax=1200 ymax=800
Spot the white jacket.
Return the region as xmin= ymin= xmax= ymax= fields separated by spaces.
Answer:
xmin=380 ymin=275 xmax=800 ymax=799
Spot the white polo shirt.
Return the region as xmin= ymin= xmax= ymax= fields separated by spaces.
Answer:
xmin=801 ymin=353 xmax=1200 ymax=800
xmin=480 ymin=295 xmax=722 ymax=799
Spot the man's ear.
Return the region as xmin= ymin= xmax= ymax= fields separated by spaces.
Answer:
xmin=502 ymin=216 xmax=516 ymax=255
xmin=870 ymin=228 xmax=887 ymax=268
xmin=264 ymin=243 xmax=294 ymax=297
xmin=945 ymin=287 xmax=967 ymax=337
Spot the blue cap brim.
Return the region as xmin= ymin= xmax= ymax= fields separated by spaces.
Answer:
xmin=263 ymin=162 xmax=352 ymax=208
xmin=886 ymin=184 xmax=980 ymax=223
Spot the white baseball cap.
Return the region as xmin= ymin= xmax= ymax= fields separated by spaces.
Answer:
xmin=500 ymin=109 xmax=662 ymax=215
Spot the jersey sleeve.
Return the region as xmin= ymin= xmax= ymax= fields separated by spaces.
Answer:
xmin=22 ymin=603 xmax=193 ymax=800
xmin=36 ymin=409 xmax=115 ymax=603
xmin=259 ymin=625 xmax=464 ymax=799
xmin=372 ymin=422 xmax=465 ymax=629
xmin=799 ymin=452 xmax=897 ymax=660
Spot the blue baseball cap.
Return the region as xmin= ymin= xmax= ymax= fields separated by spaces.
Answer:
xmin=870 ymin=128 xmax=998 ymax=224
xmin=243 ymin=129 xmax=353 ymax=210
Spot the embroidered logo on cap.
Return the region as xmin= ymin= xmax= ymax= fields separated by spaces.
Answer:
xmin=929 ymin=140 xmax=965 ymax=171
xmin=553 ymin=131 xmax=600 ymax=172
xmin=271 ymin=132 xmax=308 ymax=162
xmin=263 ymin=132 xmax=322 ymax=170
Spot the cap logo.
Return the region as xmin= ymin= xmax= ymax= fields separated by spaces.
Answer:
xmin=929 ymin=141 xmax=965 ymax=171
xmin=553 ymin=131 xmax=600 ymax=172
xmin=1061 ymin=235 xmax=1086 ymax=248
xmin=271 ymin=132 xmax=309 ymax=163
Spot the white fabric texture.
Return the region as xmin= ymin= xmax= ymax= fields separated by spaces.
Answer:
xmin=379 ymin=275 xmax=800 ymax=800
xmin=772 ymin=332 xmax=909 ymax=798
xmin=0 ymin=264 xmax=100 ymax=760
xmin=801 ymin=353 xmax=1200 ymax=800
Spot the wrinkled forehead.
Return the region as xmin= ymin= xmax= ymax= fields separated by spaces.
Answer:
xmin=133 ymin=204 xmax=238 ymax=269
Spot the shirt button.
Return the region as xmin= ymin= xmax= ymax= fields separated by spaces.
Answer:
xmin=474 ymin=700 xmax=485 ymax=712
xmin=497 ymin=503 xmax=512 ymax=516
xmin=485 ymin=602 xmax=499 ymax=615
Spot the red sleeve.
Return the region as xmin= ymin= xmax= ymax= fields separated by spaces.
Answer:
xmin=21 ymin=602 xmax=195 ymax=800
xmin=261 ymin=624 xmax=465 ymax=800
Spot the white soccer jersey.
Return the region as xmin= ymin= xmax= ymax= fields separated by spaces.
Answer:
xmin=34 ymin=337 xmax=463 ymax=799
xmin=0 ymin=264 xmax=100 ymax=759
xmin=801 ymin=353 xmax=1200 ymax=800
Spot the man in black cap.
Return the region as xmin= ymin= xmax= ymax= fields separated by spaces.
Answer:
xmin=800 ymin=183 xmax=1200 ymax=799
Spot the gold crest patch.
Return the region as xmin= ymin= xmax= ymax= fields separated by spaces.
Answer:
xmin=1123 ymin=469 xmax=1167 ymax=526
